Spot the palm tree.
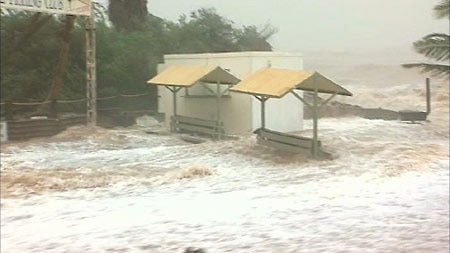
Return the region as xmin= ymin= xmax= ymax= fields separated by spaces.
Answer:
xmin=46 ymin=0 xmax=148 ymax=99
xmin=46 ymin=15 xmax=77 ymax=101
xmin=108 ymin=0 xmax=148 ymax=32
xmin=402 ymin=0 xmax=450 ymax=78
xmin=46 ymin=0 xmax=148 ymax=104
xmin=433 ymin=0 xmax=450 ymax=19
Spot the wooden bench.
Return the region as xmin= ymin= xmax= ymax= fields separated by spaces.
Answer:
xmin=255 ymin=128 xmax=322 ymax=155
xmin=171 ymin=115 xmax=224 ymax=139
xmin=7 ymin=118 xmax=65 ymax=141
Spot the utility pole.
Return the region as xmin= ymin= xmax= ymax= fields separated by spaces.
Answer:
xmin=85 ymin=4 xmax=97 ymax=127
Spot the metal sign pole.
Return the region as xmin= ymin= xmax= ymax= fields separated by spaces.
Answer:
xmin=86 ymin=6 xmax=97 ymax=127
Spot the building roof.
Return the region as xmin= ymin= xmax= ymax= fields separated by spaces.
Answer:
xmin=229 ymin=68 xmax=352 ymax=98
xmin=147 ymin=65 xmax=240 ymax=87
xmin=295 ymin=71 xmax=353 ymax=96
xmin=163 ymin=51 xmax=303 ymax=60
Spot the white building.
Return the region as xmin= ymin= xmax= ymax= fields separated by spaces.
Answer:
xmin=156 ymin=51 xmax=304 ymax=134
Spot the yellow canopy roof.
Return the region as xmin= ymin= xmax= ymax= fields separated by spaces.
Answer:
xmin=229 ymin=68 xmax=352 ymax=98
xmin=147 ymin=65 xmax=240 ymax=87
xmin=295 ymin=72 xmax=352 ymax=96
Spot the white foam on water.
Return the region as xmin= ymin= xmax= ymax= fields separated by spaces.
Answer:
xmin=1 ymin=114 xmax=448 ymax=253
xmin=1 ymin=53 xmax=449 ymax=252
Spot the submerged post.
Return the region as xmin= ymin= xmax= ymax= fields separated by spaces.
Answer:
xmin=426 ymin=77 xmax=431 ymax=116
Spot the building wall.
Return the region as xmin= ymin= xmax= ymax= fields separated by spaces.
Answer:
xmin=247 ymin=54 xmax=305 ymax=133
xmin=157 ymin=51 xmax=304 ymax=134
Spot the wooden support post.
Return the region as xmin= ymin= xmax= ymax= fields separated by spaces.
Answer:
xmin=165 ymin=86 xmax=181 ymax=132
xmin=173 ymin=88 xmax=181 ymax=117
xmin=172 ymin=88 xmax=177 ymax=133
xmin=319 ymin=93 xmax=337 ymax=108
xmin=312 ymin=75 xmax=319 ymax=158
xmin=291 ymin=90 xmax=312 ymax=109
xmin=216 ymin=81 xmax=222 ymax=139
xmin=254 ymin=96 xmax=269 ymax=129
xmin=49 ymin=99 xmax=57 ymax=119
xmin=5 ymin=101 xmax=12 ymax=121
xmin=261 ymin=98 xmax=266 ymax=129
xmin=426 ymin=77 xmax=431 ymax=115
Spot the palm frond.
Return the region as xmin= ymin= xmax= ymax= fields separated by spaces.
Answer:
xmin=413 ymin=33 xmax=450 ymax=61
xmin=433 ymin=0 xmax=450 ymax=19
xmin=402 ymin=63 xmax=450 ymax=78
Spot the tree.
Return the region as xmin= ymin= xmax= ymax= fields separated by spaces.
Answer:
xmin=108 ymin=0 xmax=148 ymax=32
xmin=165 ymin=8 xmax=276 ymax=54
xmin=46 ymin=15 xmax=77 ymax=101
xmin=1 ymin=13 xmax=63 ymax=101
xmin=0 ymin=5 xmax=277 ymax=109
xmin=165 ymin=8 xmax=239 ymax=53
xmin=402 ymin=0 xmax=450 ymax=78
xmin=4 ymin=12 xmax=52 ymax=67
xmin=433 ymin=0 xmax=450 ymax=19
xmin=236 ymin=24 xmax=277 ymax=51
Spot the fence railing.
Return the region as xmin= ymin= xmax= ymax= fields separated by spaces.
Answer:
xmin=0 ymin=93 xmax=158 ymax=121
xmin=0 ymin=93 xmax=159 ymax=141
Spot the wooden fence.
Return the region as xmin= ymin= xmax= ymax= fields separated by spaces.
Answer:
xmin=7 ymin=119 xmax=64 ymax=141
xmin=303 ymin=101 xmax=400 ymax=121
xmin=255 ymin=128 xmax=332 ymax=159
xmin=1 ymin=93 xmax=157 ymax=120
xmin=0 ymin=93 xmax=158 ymax=141
xmin=171 ymin=115 xmax=224 ymax=139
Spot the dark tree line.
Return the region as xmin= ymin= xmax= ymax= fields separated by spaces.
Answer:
xmin=0 ymin=3 xmax=276 ymax=105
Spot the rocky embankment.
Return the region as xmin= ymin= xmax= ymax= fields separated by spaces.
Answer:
xmin=303 ymin=92 xmax=400 ymax=120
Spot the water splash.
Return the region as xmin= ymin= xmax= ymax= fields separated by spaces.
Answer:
xmin=1 ymin=56 xmax=449 ymax=252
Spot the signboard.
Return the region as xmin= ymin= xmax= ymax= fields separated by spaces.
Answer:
xmin=0 ymin=122 xmax=7 ymax=142
xmin=0 ymin=0 xmax=92 ymax=16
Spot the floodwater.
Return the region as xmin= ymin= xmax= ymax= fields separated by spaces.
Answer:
xmin=1 ymin=54 xmax=449 ymax=252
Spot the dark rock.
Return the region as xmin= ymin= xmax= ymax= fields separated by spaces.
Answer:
xmin=184 ymin=247 xmax=206 ymax=253
xmin=179 ymin=135 xmax=207 ymax=144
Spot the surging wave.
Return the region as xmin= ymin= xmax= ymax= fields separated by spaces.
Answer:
xmin=1 ymin=164 xmax=213 ymax=198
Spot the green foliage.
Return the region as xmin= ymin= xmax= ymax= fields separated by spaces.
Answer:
xmin=0 ymin=6 xmax=276 ymax=104
xmin=411 ymin=33 xmax=450 ymax=62
xmin=165 ymin=8 xmax=275 ymax=53
xmin=167 ymin=8 xmax=240 ymax=53
xmin=402 ymin=63 xmax=450 ymax=77
xmin=108 ymin=0 xmax=148 ymax=32
xmin=236 ymin=24 xmax=277 ymax=51
xmin=433 ymin=0 xmax=450 ymax=19
xmin=1 ymin=13 xmax=61 ymax=101
xmin=403 ymin=1 xmax=450 ymax=78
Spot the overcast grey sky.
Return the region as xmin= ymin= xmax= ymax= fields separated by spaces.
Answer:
xmin=146 ymin=0 xmax=448 ymax=56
